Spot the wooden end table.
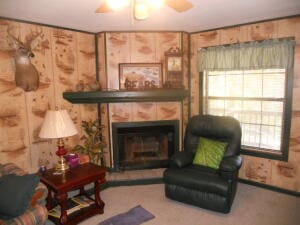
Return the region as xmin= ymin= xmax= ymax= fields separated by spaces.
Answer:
xmin=38 ymin=163 xmax=106 ymax=225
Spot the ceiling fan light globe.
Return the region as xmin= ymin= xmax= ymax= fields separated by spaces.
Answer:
xmin=135 ymin=2 xmax=149 ymax=20
xmin=147 ymin=0 xmax=164 ymax=9
xmin=107 ymin=0 xmax=129 ymax=11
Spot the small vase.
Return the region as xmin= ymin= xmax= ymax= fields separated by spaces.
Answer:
xmin=65 ymin=153 xmax=79 ymax=168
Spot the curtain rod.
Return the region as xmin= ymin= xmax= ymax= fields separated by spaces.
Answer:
xmin=199 ymin=36 xmax=295 ymax=50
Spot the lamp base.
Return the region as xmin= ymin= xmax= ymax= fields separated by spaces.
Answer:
xmin=56 ymin=155 xmax=69 ymax=172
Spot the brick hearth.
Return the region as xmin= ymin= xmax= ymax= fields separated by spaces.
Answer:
xmin=106 ymin=168 xmax=165 ymax=182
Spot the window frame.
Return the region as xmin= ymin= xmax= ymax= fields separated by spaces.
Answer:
xmin=200 ymin=68 xmax=293 ymax=161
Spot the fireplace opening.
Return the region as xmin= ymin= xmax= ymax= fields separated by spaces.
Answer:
xmin=112 ymin=120 xmax=179 ymax=171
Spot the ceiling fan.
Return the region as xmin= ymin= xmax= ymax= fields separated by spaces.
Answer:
xmin=95 ymin=0 xmax=194 ymax=20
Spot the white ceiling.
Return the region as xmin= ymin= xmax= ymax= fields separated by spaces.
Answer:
xmin=0 ymin=0 xmax=299 ymax=33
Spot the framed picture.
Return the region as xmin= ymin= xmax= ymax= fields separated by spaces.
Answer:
xmin=119 ymin=63 xmax=163 ymax=90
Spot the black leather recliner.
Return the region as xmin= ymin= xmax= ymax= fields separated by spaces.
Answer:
xmin=163 ymin=115 xmax=243 ymax=213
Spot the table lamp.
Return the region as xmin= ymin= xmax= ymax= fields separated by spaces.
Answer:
xmin=39 ymin=109 xmax=78 ymax=171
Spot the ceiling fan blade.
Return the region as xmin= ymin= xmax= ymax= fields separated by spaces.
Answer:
xmin=95 ymin=1 xmax=112 ymax=13
xmin=165 ymin=0 xmax=194 ymax=12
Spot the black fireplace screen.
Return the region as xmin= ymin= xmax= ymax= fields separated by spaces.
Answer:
xmin=112 ymin=121 xmax=179 ymax=171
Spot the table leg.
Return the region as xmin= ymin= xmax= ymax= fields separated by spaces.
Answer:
xmin=55 ymin=192 xmax=68 ymax=224
xmin=46 ymin=189 xmax=53 ymax=210
xmin=79 ymin=186 xmax=85 ymax=195
xmin=94 ymin=180 xmax=105 ymax=213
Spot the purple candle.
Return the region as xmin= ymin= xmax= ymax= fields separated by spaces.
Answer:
xmin=65 ymin=153 xmax=79 ymax=168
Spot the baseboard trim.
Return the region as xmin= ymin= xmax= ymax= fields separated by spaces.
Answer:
xmin=96 ymin=176 xmax=299 ymax=197
xmin=238 ymin=178 xmax=300 ymax=197
xmin=100 ymin=178 xmax=164 ymax=191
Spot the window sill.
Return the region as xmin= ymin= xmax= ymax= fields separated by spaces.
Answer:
xmin=241 ymin=148 xmax=288 ymax=161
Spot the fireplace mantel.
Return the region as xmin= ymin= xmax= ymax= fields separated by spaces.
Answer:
xmin=63 ymin=89 xmax=189 ymax=104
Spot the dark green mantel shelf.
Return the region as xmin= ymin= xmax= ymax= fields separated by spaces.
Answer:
xmin=63 ymin=89 xmax=190 ymax=104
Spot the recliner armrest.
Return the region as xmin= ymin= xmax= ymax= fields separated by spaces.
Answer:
xmin=220 ymin=155 xmax=243 ymax=172
xmin=169 ymin=151 xmax=193 ymax=168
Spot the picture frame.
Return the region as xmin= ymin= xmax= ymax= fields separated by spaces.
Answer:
xmin=119 ymin=63 xmax=163 ymax=90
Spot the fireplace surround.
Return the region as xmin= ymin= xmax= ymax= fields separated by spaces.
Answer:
xmin=112 ymin=120 xmax=179 ymax=171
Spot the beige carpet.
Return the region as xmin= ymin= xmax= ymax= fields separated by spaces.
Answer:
xmin=73 ymin=183 xmax=300 ymax=225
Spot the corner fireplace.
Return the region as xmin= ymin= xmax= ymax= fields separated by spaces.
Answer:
xmin=112 ymin=120 xmax=179 ymax=171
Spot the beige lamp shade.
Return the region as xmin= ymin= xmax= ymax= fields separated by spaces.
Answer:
xmin=39 ymin=110 xmax=78 ymax=139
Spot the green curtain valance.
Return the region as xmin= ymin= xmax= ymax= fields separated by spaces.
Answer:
xmin=198 ymin=39 xmax=295 ymax=71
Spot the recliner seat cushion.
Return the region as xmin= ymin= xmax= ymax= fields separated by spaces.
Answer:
xmin=164 ymin=165 xmax=230 ymax=197
xmin=165 ymin=184 xmax=231 ymax=213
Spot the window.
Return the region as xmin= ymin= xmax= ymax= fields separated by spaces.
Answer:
xmin=203 ymin=69 xmax=290 ymax=159
xmin=198 ymin=39 xmax=295 ymax=160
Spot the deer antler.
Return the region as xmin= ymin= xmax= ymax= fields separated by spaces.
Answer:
xmin=25 ymin=28 xmax=43 ymax=47
xmin=7 ymin=26 xmax=22 ymax=46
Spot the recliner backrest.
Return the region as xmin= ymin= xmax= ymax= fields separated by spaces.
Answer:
xmin=184 ymin=115 xmax=241 ymax=157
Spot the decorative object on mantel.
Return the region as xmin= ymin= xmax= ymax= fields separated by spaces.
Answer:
xmin=119 ymin=63 xmax=162 ymax=90
xmin=39 ymin=109 xmax=78 ymax=172
xmin=7 ymin=26 xmax=42 ymax=92
xmin=164 ymin=46 xmax=184 ymax=89
xmin=72 ymin=119 xmax=106 ymax=166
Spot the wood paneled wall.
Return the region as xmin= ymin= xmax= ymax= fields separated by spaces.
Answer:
xmin=190 ymin=17 xmax=300 ymax=192
xmin=0 ymin=19 xmax=97 ymax=172
xmin=1 ymin=16 xmax=298 ymax=193
xmin=97 ymin=32 xmax=189 ymax=167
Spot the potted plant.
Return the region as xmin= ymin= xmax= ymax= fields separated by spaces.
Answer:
xmin=72 ymin=119 xmax=105 ymax=166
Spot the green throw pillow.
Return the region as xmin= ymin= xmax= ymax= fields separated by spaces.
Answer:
xmin=0 ymin=174 xmax=39 ymax=220
xmin=193 ymin=137 xmax=227 ymax=169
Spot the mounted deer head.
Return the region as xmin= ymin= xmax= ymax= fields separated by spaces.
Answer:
xmin=7 ymin=27 xmax=42 ymax=92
